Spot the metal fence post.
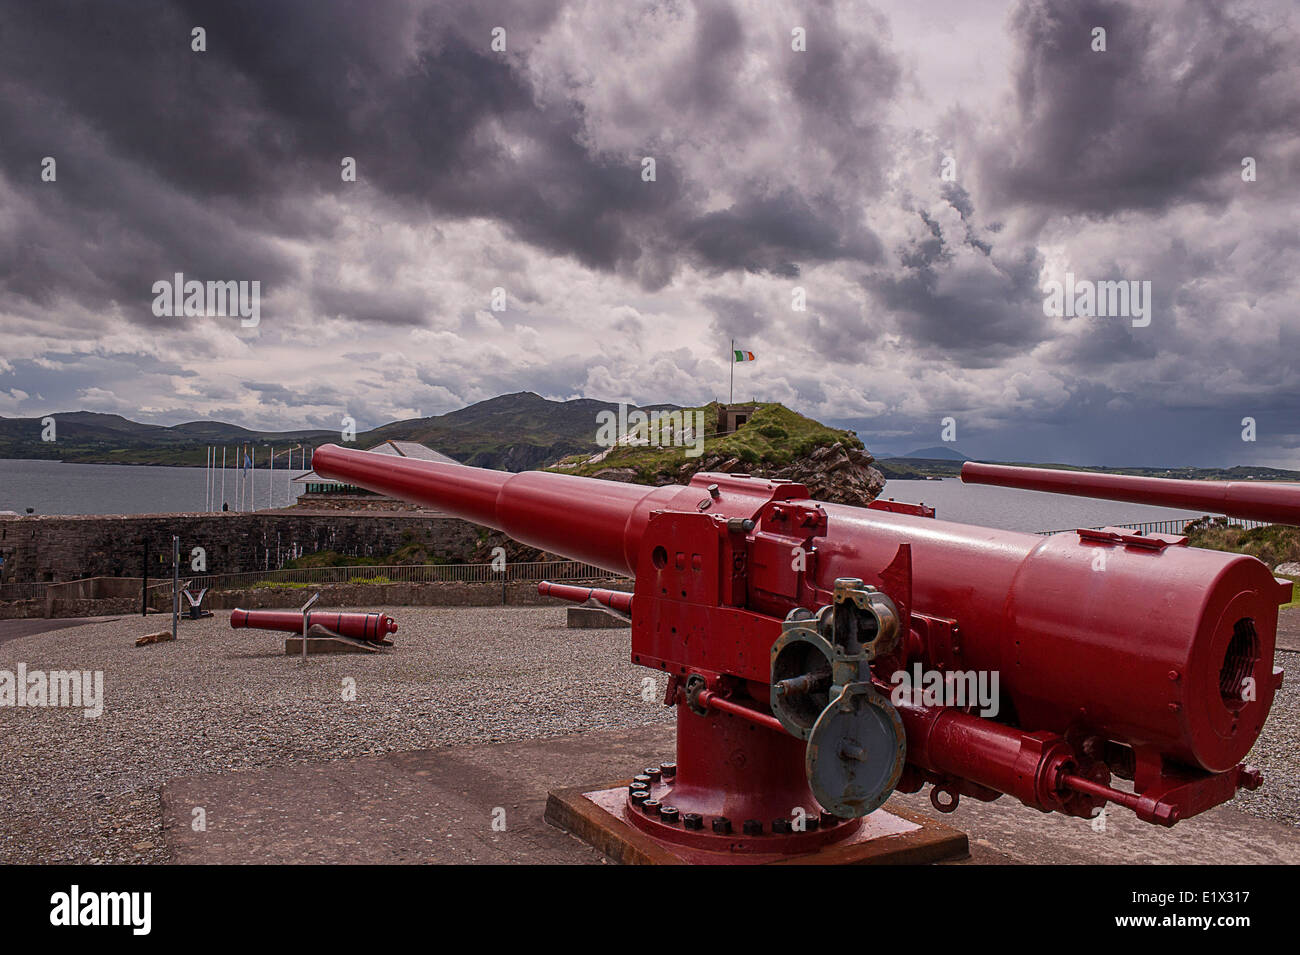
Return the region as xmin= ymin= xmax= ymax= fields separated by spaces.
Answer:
xmin=300 ymin=591 xmax=320 ymax=663
xmin=171 ymin=535 xmax=179 ymax=642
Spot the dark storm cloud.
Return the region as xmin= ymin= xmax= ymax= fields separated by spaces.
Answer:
xmin=311 ymin=283 xmax=436 ymax=328
xmin=680 ymin=190 xmax=883 ymax=276
xmin=1042 ymin=313 xmax=1161 ymax=367
xmin=804 ymin=299 xmax=887 ymax=356
xmin=863 ymin=193 xmax=1051 ymax=362
xmin=783 ymin=0 xmax=899 ymax=188
xmin=703 ymin=293 xmax=773 ymax=339
xmin=983 ymin=0 xmax=1300 ymax=213
xmin=669 ymin=0 xmax=749 ymax=114
xmin=0 ymin=0 xmax=897 ymax=329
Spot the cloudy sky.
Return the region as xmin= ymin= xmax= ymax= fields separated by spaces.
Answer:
xmin=1 ymin=0 xmax=1296 ymax=466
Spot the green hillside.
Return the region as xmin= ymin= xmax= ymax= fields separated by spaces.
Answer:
xmin=549 ymin=402 xmax=863 ymax=483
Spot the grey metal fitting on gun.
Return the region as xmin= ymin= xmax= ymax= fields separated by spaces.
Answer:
xmin=769 ymin=577 xmax=906 ymax=819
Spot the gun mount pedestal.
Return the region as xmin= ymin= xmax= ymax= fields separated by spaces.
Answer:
xmin=543 ymin=694 xmax=967 ymax=864
xmin=541 ymin=508 xmax=958 ymax=863
xmin=619 ymin=700 xmax=861 ymax=854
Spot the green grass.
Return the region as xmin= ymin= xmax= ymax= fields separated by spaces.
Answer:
xmin=1183 ymin=519 xmax=1300 ymax=569
xmin=249 ymin=575 xmax=394 ymax=590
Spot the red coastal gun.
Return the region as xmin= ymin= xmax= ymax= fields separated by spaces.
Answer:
xmin=311 ymin=443 xmax=1288 ymax=859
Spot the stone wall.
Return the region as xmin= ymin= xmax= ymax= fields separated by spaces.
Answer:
xmin=0 ymin=511 xmax=495 ymax=585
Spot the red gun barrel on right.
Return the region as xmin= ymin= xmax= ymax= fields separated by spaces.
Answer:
xmin=961 ymin=462 xmax=1300 ymax=526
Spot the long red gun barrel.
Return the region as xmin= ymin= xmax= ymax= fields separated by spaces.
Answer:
xmin=312 ymin=442 xmax=1286 ymax=828
xmin=961 ymin=461 xmax=1300 ymax=526
xmin=230 ymin=608 xmax=398 ymax=642
xmin=313 ymin=442 xmax=676 ymax=575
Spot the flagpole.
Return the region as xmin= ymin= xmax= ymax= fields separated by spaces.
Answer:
xmin=729 ymin=338 xmax=734 ymax=404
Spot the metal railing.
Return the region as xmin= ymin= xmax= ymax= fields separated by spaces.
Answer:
xmin=0 ymin=581 xmax=49 ymax=601
xmin=1036 ymin=516 xmax=1272 ymax=537
xmin=0 ymin=577 xmax=174 ymax=603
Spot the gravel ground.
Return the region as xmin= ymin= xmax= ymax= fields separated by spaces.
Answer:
xmin=0 ymin=609 xmax=1295 ymax=863
xmin=0 ymin=607 xmax=672 ymax=863
xmin=1234 ymin=647 xmax=1300 ymax=828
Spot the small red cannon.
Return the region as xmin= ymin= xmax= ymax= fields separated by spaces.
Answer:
xmin=312 ymin=442 xmax=1287 ymax=861
xmin=537 ymin=580 xmax=633 ymax=616
xmin=230 ymin=608 xmax=397 ymax=645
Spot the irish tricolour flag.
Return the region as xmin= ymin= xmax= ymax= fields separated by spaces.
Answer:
xmin=733 ymin=349 xmax=756 ymax=362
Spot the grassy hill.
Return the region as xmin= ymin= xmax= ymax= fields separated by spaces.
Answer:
xmin=549 ymin=402 xmax=863 ymax=483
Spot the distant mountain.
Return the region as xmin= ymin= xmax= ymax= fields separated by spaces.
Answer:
xmin=0 ymin=412 xmax=335 ymax=466
xmin=0 ymin=393 xmax=680 ymax=471
xmin=361 ymin=392 xmax=681 ymax=471
xmin=891 ymin=446 xmax=970 ymax=461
